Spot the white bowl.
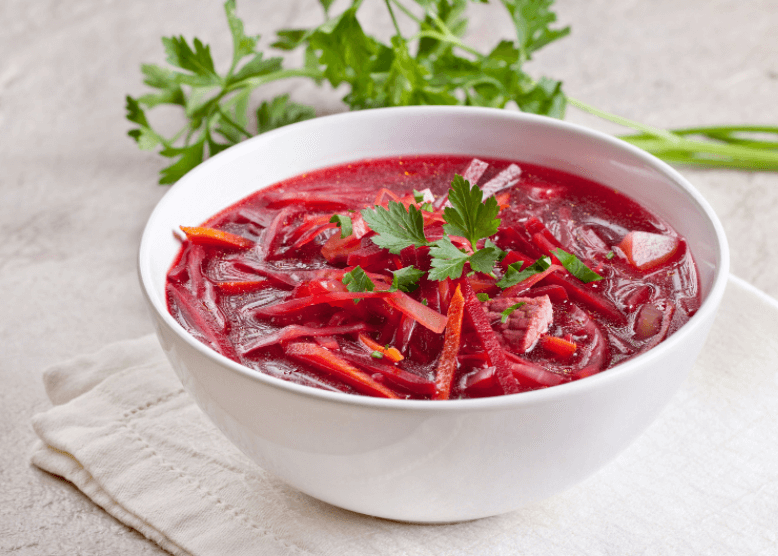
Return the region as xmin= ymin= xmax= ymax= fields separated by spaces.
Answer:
xmin=138 ymin=106 xmax=729 ymax=522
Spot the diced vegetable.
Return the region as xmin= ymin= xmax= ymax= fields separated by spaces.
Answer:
xmin=619 ymin=231 xmax=681 ymax=270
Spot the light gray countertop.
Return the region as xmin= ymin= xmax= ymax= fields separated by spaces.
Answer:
xmin=2 ymin=1 xmax=776 ymax=553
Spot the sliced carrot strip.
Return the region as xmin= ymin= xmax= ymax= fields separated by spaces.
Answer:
xmin=434 ymin=285 xmax=465 ymax=400
xmin=358 ymin=334 xmax=404 ymax=362
xmin=179 ymin=226 xmax=253 ymax=249
xmin=284 ymin=342 xmax=400 ymax=399
xmin=539 ymin=334 xmax=578 ymax=360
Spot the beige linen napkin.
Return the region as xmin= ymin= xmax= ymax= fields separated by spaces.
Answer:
xmin=31 ymin=275 xmax=778 ymax=555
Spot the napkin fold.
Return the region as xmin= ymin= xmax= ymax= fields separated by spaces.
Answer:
xmin=31 ymin=275 xmax=778 ymax=556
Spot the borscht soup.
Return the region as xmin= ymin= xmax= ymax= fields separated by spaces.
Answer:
xmin=165 ymin=155 xmax=700 ymax=400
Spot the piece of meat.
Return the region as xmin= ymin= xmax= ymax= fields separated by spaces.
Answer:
xmin=484 ymin=295 xmax=553 ymax=354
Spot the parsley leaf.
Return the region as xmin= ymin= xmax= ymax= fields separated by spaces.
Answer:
xmin=497 ymin=256 xmax=552 ymax=289
xmin=443 ymin=175 xmax=501 ymax=251
xmin=342 ymin=265 xmax=375 ymax=303
xmin=552 ymin=248 xmax=603 ymax=283
xmin=126 ymin=0 xmax=321 ymax=184
xmin=361 ymin=201 xmax=428 ymax=254
xmin=428 ymin=236 xmax=471 ymax=281
xmin=468 ymin=245 xmax=502 ymax=275
xmin=390 ymin=266 xmax=424 ymax=293
xmin=256 ymin=94 xmax=316 ymax=134
xmin=329 ymin=214 xmax=353 ymax=238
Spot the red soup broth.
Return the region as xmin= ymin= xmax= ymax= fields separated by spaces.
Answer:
xmin=166 ymin=155 xmax=700 ymax=400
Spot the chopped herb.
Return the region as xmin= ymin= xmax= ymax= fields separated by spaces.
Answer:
xmin=552 ymin=248 xmax=603 ymax=283
xmin=476 ymin=293 xmax=491 ymax=302
xmin=329 ymin=214 xmax=353 ymax=238
xmin=342 ymin=265 xmax=374 ymax=302
xmin=501 ymin=302 xmax=526 ymax=324
xmin=389 ymin=265 xmax=424 ymax=293
xmin=606 ymin=251 xmax=615 ymax=260
xmin=371 ymin=350 xmax=384 ymax=359
xmin=497 ymin=256 xmax=552 ymax=289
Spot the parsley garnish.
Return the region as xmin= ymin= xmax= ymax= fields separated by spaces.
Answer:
xmin=361 ymin=201 xmax=427 ymax=254
xmin=361 ymin=175 xmax=504 ymax=282
xmin=390 ymin=265 xmax=424 ymax=293
xmin=501 ymin=302 xmax=526 ymax=324
xmin=371 ymin=350 xmax=384 ymax=359
xmin=443 ymin=175 xmax=501 ymax=252
xmin=497 ymin=256 xmax=552 ymax=289
xmin=551 ymin=248 xmax=603 ymax=283
xmin=342 ymin=266 xmax=374 ymax=302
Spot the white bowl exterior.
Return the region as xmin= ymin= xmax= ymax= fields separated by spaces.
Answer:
xmin=139 ymin=107 xmax=729 ymax=522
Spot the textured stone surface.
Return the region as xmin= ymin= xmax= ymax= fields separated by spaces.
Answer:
xmin=1 ymin=0 xmax=775 ymax=553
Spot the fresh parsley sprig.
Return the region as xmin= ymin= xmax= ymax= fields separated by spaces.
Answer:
xmin=359 ymin=175 xmax=505 ymax=282
xmin=128 ymin=0 xmax=778 ymax=184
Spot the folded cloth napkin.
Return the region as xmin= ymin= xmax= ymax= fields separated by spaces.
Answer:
xmin=31 ymin=275 xmax=778 ymax=556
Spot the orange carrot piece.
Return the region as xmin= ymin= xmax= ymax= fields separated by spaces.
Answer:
xmin=284 ymin=342 xmax=400 ymax=399
xmin=358 ymin=334 xmax=404 ymax=362
xmin=180 ymin=226 xmax=254 ymax=249
xmin=434 ymin=285 xmax=465 ymax=400
xmin=539 ymin=334 xmax=578 ymax=360
xmin=495 ymin=191 xmax=511 ymax=210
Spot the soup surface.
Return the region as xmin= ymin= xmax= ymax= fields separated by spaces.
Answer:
xmin=166 ymin=155 xmax=700 ymax=399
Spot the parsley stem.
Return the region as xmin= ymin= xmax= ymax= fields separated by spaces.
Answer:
xmin=216 ymin=107 xmax=253 ymax=138
xmin=223 ymin=68 xmax=323 ymax=94
xmin=569 ymin=97 xmax=778 ymax=171
xmin=384 ymin=0 xmax=403 ymax=38
xmin=567 ymin=97 xmax=681 ymax=143
xmin=387 ymin=0 xmax=420 ymax=24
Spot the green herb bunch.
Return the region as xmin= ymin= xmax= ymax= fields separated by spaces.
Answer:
xmin=127 ymin=0 xmax=778 ymax=184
